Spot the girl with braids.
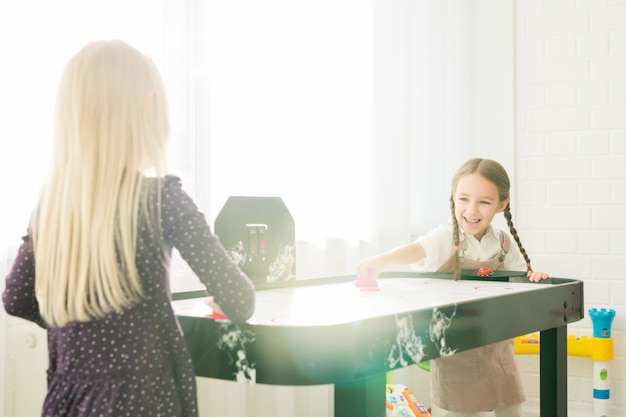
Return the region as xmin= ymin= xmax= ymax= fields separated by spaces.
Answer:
xmin=3 ymin=40 xmax=255 ymax=417
xmin=355 ymin=158 xmax=548 ymax=417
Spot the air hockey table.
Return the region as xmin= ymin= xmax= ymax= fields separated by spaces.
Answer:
xmin=173 ymin=271 xmax=584 ymax=417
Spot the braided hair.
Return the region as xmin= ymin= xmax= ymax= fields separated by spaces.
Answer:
xmin=435 ymin=158 xmax=533 ymax=280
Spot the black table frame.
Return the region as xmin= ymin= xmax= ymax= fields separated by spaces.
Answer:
xmin=175 ymin=272 xmax=583 ymax=417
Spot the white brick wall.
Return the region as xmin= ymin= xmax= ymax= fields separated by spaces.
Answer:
xmin=515 ymin=1 xmax=626 ymax=415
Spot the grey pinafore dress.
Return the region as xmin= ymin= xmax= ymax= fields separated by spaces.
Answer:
xmin=429 ymin=233 xmax=526 ymax=413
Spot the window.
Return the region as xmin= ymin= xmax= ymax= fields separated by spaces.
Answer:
xmin=194 ymin=0 xmax=374 ymax=246
xmin=0 ymin=0 xmax=189 ymax=245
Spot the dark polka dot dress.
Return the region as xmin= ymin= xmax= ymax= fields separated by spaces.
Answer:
xmin=3 ymin=176 xmax=256 ymax=417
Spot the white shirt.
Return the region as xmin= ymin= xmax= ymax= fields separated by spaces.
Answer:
xmin=411 ymin=220 xmax=527 ymax=272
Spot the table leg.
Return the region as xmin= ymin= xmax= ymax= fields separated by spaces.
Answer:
xmin=540 ymin=326 xmax=568 ymax=417
xmin=334 ymin=372 xmax=387 ymax=417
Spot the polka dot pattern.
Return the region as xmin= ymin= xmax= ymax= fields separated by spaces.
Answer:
xmin=3 ymin=175 xmax=256 ymax=417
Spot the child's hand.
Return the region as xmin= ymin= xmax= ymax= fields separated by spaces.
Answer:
xmin=527 ymin=270 xmax=549 ymax=282
xmin=354 ymin=257 xmax=385 ymax=281
xmin=204 ymin=297 xmax=226 ymax=316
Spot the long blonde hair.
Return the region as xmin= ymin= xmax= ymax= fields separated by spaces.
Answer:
xmin=436 ymin=158 xmax=533 ymax=279
xmin=32 ymin=40 xmax=170 ymax=326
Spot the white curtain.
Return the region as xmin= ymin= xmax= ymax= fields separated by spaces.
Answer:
xmin=190 ymin=0 xmax=514 ymax=280
xmin=0 ymin=0 xmax=514 ymax=280
xmin=0 ymin=0 xmax=195 ymax=247
xmin=194 ymin=1 xmax=373 ymax=238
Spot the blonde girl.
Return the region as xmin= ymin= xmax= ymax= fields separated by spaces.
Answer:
xmin=4 ymin=40 xmax=255 ymax=417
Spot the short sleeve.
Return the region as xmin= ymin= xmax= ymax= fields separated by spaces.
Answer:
xmin=413 ymin=222 xmax=455 ymax=272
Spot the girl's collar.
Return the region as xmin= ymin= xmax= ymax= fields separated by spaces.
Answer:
xmin=459 ymin=224 xmax=495 ymax=242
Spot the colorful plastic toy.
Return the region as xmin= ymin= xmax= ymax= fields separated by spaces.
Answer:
xmin=386 ymin=383 xmax=430 ymax=417
xmin=515 ymin=308 xmax=615 ymax=417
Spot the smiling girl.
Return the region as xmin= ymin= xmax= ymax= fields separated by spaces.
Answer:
xmin=355 ymin=158 xmax=549 ymax=417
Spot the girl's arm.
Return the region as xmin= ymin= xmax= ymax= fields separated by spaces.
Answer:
xmin=162 ymin=176 xmax=255 ymax=323
xmin=355 ymin=242 xmax=426 ymax=280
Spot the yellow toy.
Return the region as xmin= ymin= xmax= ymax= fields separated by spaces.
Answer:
xmin=515 ymin=308 xmax=615 ymax=417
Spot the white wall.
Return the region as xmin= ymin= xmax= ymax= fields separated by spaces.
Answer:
xmin=514 ymin=1 xmax=626 ymax=415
